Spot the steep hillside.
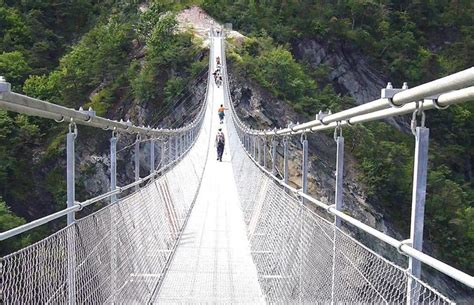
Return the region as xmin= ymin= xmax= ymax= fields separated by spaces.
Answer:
xmin=0 ymin=1 xmax=208 ymax=254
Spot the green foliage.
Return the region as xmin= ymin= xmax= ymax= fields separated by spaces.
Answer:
xmin=231 ymin=35 xmax=350 ymax=114
xmin=0 ymin=198 xmax=31 ymax=255
xmin=59 ymin=21 xmax=133 ymax=107
xmin=0 ymin=5 xmax=32 ymax=52
xmin=86 ymin=87 xmax=114 ymax=117
xmin=131 ymin=10 xmax=204 ymax=104
xmin=204 ymin=0 xmax=473 ymax=84
xmin=130 ymin=61 xmax=159 ymax=102
xmin=164 ymin=77 xmax=186 ymax=103
xmin=0 ymin=51 xmax=31 ymax=92
xmin=45 ymin=167 xmax=67 ymax=211
xmin=346 ymin=123 xmax=413 ymax=222
xmin=23 ymin=71 xmax=62 ymax=103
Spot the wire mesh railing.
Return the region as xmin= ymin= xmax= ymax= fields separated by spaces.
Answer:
xmin=219 ymin=33 xmax=461 ymax=303
xmin=0 ymin=34 xmax=215 ymax=304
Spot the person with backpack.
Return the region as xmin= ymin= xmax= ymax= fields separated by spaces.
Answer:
xmin=215 ymin=128 xmax=225 ymax=161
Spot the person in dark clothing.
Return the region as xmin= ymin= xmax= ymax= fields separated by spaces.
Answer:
xmin=215 ymin=128 xmax=225 ymax=161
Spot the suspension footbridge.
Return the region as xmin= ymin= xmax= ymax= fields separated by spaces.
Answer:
xmin=0 ymin=31 xmax=473 ymax=304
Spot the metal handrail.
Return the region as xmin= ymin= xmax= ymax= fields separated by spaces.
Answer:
xmin=224 ymin=66 xmax=473 ymax=136
xmin=0 ymin=90 xmax=204 ymax=137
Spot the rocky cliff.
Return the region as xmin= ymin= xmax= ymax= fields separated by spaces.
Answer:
xmin=292 ymin=39 xmax=409 ymax=131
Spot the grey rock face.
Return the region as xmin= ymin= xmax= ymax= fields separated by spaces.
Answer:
xmin=292 ymin=39 xmax=408 ymax=131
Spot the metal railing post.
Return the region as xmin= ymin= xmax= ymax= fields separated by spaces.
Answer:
xmin=253 ymin=136 xmax=257 ymax=159
xmin=150 ymin=138 xmax=155 ymax=174
xmin=301 ymin=135 xmax=308 ymax=204
xmin=168 ymin=136 xmax=173 ymax=163
xmin=66 ymin=122 xmax=77 ymax=305
xmin=257 ymin=137 xmax=262 ymax=165
xmin=135 ymin=135 xmax=140 ymax=191
xmin=283 ymin=136 xmax=289 ymax=185
xmin=272 ymin=138 xmax=278 ymax=175
xmin=263 ymin=138 xmax=267 ymax=169
xmin=109 ymin=130 xmax=117 ymax=302
xmin=66 ymin=124 xmax=76 ymax=225
xmin=110 ymin=132 xmax=117 ymax=203
xmin=160 ymin=137 xmax=166 ymax=167
xmin=335 ymin=132 xmax=344 ymax=228
xmin=407 ymin=126 xmax=429 ymax=304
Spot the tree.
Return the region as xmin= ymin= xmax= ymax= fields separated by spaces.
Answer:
xmin=0 ymin=51 xmax=31 ymax=92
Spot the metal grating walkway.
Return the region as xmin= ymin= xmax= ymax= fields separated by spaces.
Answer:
xmin=154 ymin=38 xmax=265 ymax=303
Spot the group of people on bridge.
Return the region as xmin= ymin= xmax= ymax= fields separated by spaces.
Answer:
xmin=214 ymin=54 xmax=227 ymax=162
xmin=212 ymin=56 xmax=223 ymax=88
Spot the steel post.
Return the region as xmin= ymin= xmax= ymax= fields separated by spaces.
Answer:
xmin=109 ymin=131 xmax=117 ymax=302
xmin=272 ymin=139 xmax=278 ymax=175
xmin=263 ymin=138 xmax=267 ymax=168
xmin=407 ymin=127 xmax=429 ymax=304
xmin=283 ymin=137 xmax=289 ymax=185
xmin=110 ymin=133 xmax=117 ymax=204
xmin=160 ymin=139 xmax=165 ymax=169
xmin=150 ymin=138 xmax=155 ymax=174
xmin=168 ymin=136 xmax=173 ymax=163
xmin=335 ymin=136 xmax=344 ymax=227
xmin=66 ymin=125 xmax=76 ymax=305
xmin=135 ymin=136 xmax=140 ymax=191
xmin=66 ymin=128 xmax=76 ymax=225
xmin=257 ymin=137 xmax=262 ymax=165
xmin=253 ymin=137 xmax=257 ymax=159
xmin=302 ymin=137 xmax=308 ymax=204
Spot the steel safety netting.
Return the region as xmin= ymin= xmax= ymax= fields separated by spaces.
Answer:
xmin=221 ymin=35 xmax=452 ymax=303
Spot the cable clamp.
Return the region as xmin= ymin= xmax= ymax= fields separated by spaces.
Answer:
xmin=424 ymin=93 xmax=449 ymax=110
xmin=381 ymin=82 xmax=408 ymax=107
xmin=397 ymin=239 xmax=412 ymax=256
xmin=78 ymin=106 xmax=95 ymax=122
xmin=316 ymin=110 xmax=331 ymax=125
xmin=288 ymin=122 xmax=297 ymax=133
xmin=411 ymin=101 xmax=426 ymax=136
xmin=54 ymin=115 xmax=65 ymax=123
xmin=75 ymin=201 xmax=84 ymax=211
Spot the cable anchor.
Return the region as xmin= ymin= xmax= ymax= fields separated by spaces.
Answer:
xmin=300 ymin=132 xmax=307 ymax=144
xmin=411 ymin=101 xmax=426 ymax=136
xmin=111 ymin=127 xmax=118 ymax=138
xmin=333 ymin=121 xmax=343 ymax=142
xmin=69 ymin=119 xmax=78 ymax=139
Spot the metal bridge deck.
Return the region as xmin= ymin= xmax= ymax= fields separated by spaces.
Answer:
xmin=154 ymin=37 xmax=264 ymax=303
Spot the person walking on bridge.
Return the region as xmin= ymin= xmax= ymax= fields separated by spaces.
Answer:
xmin=218 ymin=104 xmax=227 ymax=124
xmin=215 ymin=128 xmax=225 ymax=162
